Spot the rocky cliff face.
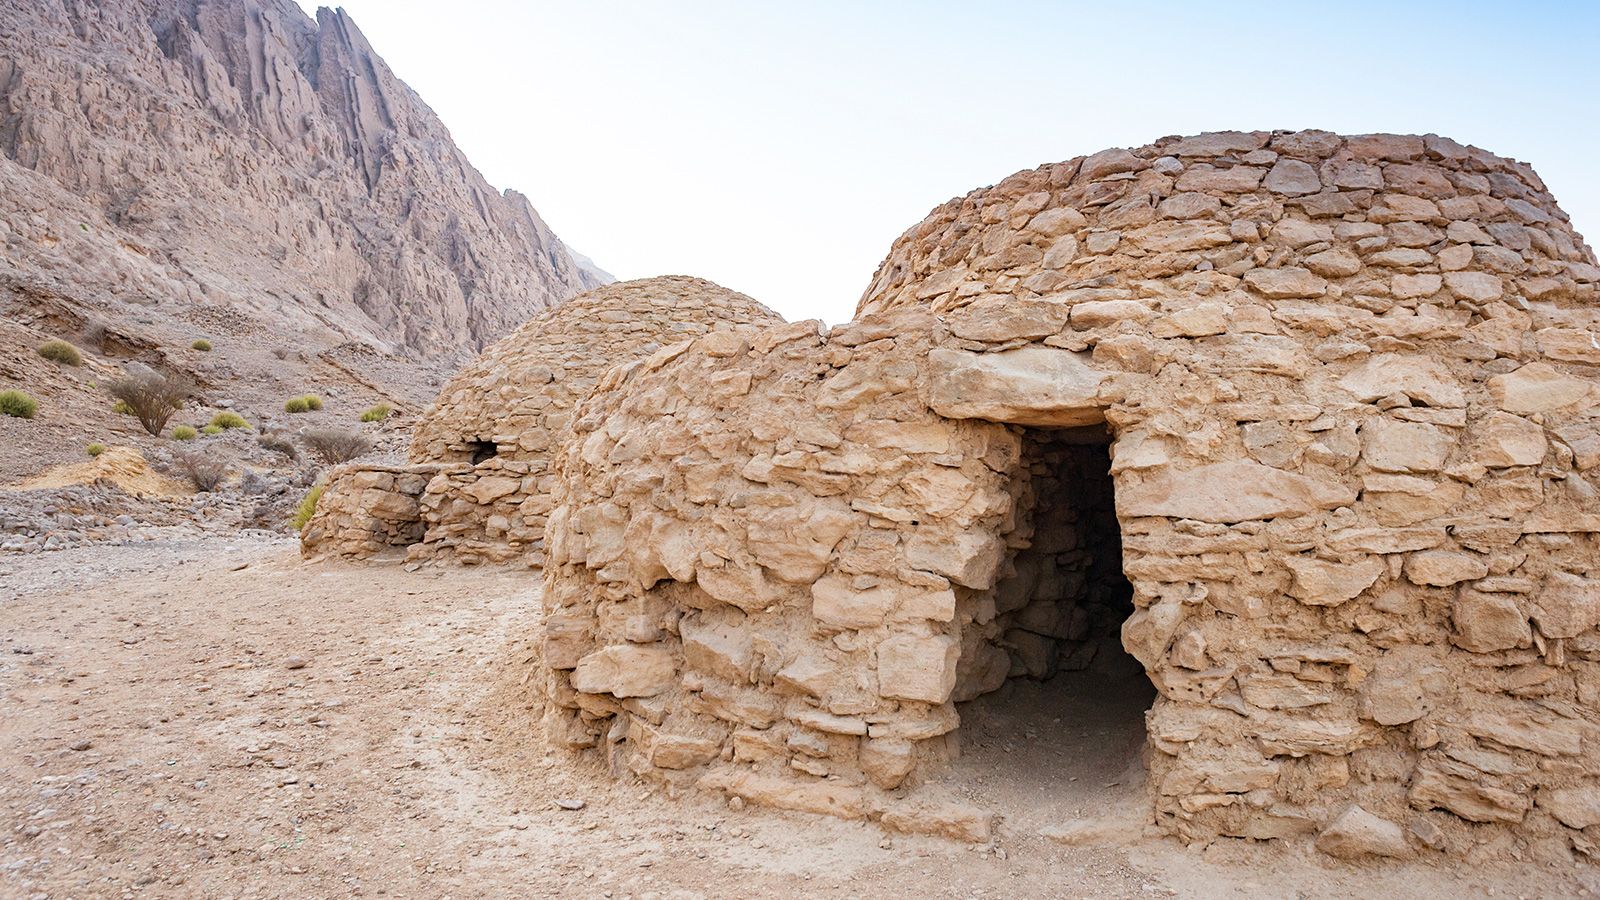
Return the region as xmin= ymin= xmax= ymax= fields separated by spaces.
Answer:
xmin=0 ymin=0 xmax=607 ymax=357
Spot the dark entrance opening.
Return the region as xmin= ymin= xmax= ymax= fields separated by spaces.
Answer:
xmin=469 ymin=439 xmax=499 ymax=465
xmin=945 ymin=424 xmax=1154 ymax=831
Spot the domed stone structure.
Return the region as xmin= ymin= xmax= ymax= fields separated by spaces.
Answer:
xmin=537 ymin=131 xmax=1600 ymax=855
xmin=301 ymin=276 xmax=784 ymax=563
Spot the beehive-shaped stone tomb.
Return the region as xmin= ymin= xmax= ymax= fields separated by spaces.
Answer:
xmin=537 ymin=131 xmax=1600 ymax=856
xmin=300 ymin=276 xmax=785 ymax=563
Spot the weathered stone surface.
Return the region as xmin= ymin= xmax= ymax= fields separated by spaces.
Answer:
xmin=1538 ymin=787 xmax=1600 ymax=829
xmin=1118 ymin=460 xmax=1356 ymax=523
xmin=1361 ymin=418 xmax=1453 ymax=474
xmin=1404 ymin=551 xmax=1489 ymax=587
xmin=876 ymin=634 xmax=959 ymax=703
xmin=1285 ymin=556 xmax=1384 ymax=606
xmin=1315 ymin=806 xmax=1410 ymax=859
xmin=1452 ymin=590 xmax=1531 ymax=652
xmin=1488 ymin=363 xmax=1597 ymax=414
xmin=1470 ymin=412 xmax=1547 ymax=467
xmin=927 ymin=346 xmax=1108 ymax=428
xmin=1529 ymin=571 xmax=1600 ymax=639
xmin=1243 ymin=267 xmax=1328 ymax=299
xmin=571 ymin=646 xmax=676 ymax=698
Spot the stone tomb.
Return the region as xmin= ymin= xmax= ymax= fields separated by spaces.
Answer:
xmin=538 ymin=131 xmax=1600 ymax=859
xmin=326 ymin=131 xmax=1600 ymax=860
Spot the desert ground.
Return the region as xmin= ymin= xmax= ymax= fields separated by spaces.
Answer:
xmin=2 ymin=538 xmax=1588 ymax=899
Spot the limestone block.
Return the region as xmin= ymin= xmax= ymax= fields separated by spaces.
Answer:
xmin=570 ymin=645 xmax=676 ymax=698
xmin=1361 ymin=418 xmax=1453 ymax=473
xmin=879 ymin=798 xmax=995 ymax=843
xmin=1529 ymin=571 xmax=1600 ymax=639
xmin=904 ymin=531 xmax=1006 ymax=589
xmin=1538 ymin=787 xmax=1600 ymax=829
xmin=1242 ymin=267 xmax=1327 ymax=299
xmin=927 ymin=346 xmax=1108 ymax=428
xmin=680 ymin=613 xmax=754 ymax=682
xmin=858 ymin=737 xmax=915 ymax=789
xmin=812 ymin=575 xmax=956 ymax=629
xmin=1404 ymin=551 xmax=1490 ymax=587
xmin=1470 ymin=412 xmax=1547 ymax=467
xmin=1339 ymin=354 xmax=1463 ymax=410
xmin=1285 ymin=555 xmax=1384 ymax=606
xmin=1117 ymin=459 xmax=1356 ymax=524
xmin=945 ymin=297 xmax=1070 ymax=342
xmin=1451 ymin=589 xmax=1531 ymax=653
xmin=1488 ymin=363 xmax=1597 ymax=414
xmin=1315 ymin=805 xmax=1410 ymax=859
xmin=1410 ymin=764 xmax=1530 ymax=823
xmin=651 ymin=733 xmax=721 ymax=770
xmin=1264 ymin=159 xmax=1321 ymax=195
xmin=698 ymin=769 xmax=865 ymax=819
xmin=1358 ymin=647 xmax=1446 ymax=725
xmin=876 ymin=634 xmax=959 ymax=703
xmin=745 ymin=501 xmax=854 ymax=583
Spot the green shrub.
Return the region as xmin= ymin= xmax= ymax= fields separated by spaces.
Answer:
xmin=112 ymin=399 xmax=134 ymax=416
xmin=285 ymin=396 xmax=310 ymax=413
xmin=38 ymin=339 xmax=83 ymax=366
xmin=0 ymin=390 xmax=38 ymax=419
xmin=201 ymin=424 xmax=223 ymax=436
xmin=191 ymin=339 xmax=212 ymax=352
xmin=302 ymin=394 xmax=323 ymax=411
xmin=359 ymin=403 xmax=392 ymax=423
xmin=172 ymin=425 xmax=198 ymax=441
xmin=208 ymin=411 xmax=248 ymax=430
xmin=290 ymin=482 xmax=326 ymax=531
xmin=86 ymin=443 xmax=106 ymax=457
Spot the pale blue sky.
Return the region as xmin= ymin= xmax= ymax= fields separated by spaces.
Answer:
xmin=297 ymin=1 xmax=1599 ymax=324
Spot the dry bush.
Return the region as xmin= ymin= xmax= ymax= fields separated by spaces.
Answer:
xmin=299 ymin=427 xmax=371 ymax=465
xmin=174 ymin=449 xmax=228 ymax=491
xmin=0 ymin=390 xmax=37 ymax=419
xmin=258 ymin=433 xmax=299 ymax=459
xmin=106 ymin=371 xmax=193 ymax=436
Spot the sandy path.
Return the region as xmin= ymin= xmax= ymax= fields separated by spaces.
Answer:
xmin=0 ymin=538 xmax=1588 ymax=899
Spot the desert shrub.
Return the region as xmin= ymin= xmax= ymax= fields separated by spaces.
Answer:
xmin=38 ymin=339 xmax=83 ymax=366
xmin=86 ymin=443 xmax=106 ymax=457
xmin=303 ymin=395 xmax=323 ymax=411
xmin=81 ymin=320 xmax=108 ymax=353
xmin=191 ymin=338 xmax=212 ymax=352
xmin=284 ymin=396 xmax=310 ymax=413
xmin=359 ymin=403 xmax=392 ymax=423
xmin=201 ymin=424 xmax=223 ymax=436
xmin=106 ymin=371 xmax=192 ymax=436
xmin=299 ymin=427 xmax=371 ymax=465
xmin=258 ymin=433 xmax=299 ymax=459
xmin=208 ymin=411 xmax=249 ymax=430
xmin=174 ymin=449 xmax=228 ymax=491
xmin=290 ymin=481 xmax=326 ymax=530
xmin=172 ymin=425 xmax=197 ymax=441
xmin=0 ymin=390 xmax=38 ymax=419
xmin=112 ymin=399 xmax=133 ymax=415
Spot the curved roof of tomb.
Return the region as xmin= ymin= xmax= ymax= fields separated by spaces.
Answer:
xmin=857 ymin=130 xmax=1597 ymax=322
xmin=410 ymin=275 xmax=785 ymax=462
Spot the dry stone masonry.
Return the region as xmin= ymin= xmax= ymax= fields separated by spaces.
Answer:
xmin=304 ymin=277 xmax=784 ymax=564
xmin=316 ymin=131 xmax=1600 ymax=861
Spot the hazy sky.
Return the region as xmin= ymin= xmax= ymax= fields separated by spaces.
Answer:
xmin=295 ymin=1 xmax=1599 ymax=324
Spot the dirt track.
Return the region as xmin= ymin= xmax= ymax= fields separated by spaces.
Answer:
xmin=1 ymin=537 xmax=1589 ymax=898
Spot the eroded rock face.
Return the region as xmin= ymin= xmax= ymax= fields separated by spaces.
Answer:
xmin=0 ymin=0 xmax=606 ymax=357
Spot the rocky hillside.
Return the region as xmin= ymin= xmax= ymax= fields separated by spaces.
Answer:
xmin=0 ymin=0 xmax=606 ymax=358
xmin=0 ymin=0 xmax=610 ymax=484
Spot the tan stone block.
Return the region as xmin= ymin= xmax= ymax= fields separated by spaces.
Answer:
xmin=1243 ymin=266 xmax=1328 ymax=299
xmin=876 ymin=634 xmax=959 ymax=703
xmin=1285 ymin=555 xmax=1384 ymax=606
xmin=1487 ymin=362 xmax=1597 ymax=414
xmin=1315 ymin=805 xmax=1411 ymax=859
xmin=1451 ymin=590 xmax=1531 ymax=653
xmin=570 ymin=645 xmax=676 ymax=698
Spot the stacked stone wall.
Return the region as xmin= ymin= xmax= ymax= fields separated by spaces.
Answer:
xmin=538 ymin=131 xmax=1600 ymax=859
xmin=300 ymin=463 xmax=446 ymax=559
